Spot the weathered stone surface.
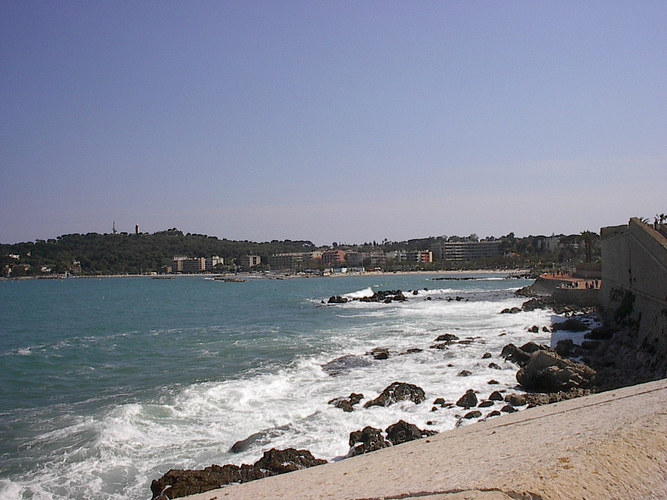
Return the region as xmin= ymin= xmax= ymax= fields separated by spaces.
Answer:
xmin=385 ymin=420 xmax=437 ymax=445
xmin=464 ymin=410 xmax=482 ymax=419
xmin=348 ymin=426 xmax=390 ymax=457
xmin=500 ymin=343 xmax=532 ymax=367
xmin=517 ymin=351 xmax=596 ymax=393
xmin=478 ymin=400 xmax=494 ymax=408
xmin=254 ymin=448 xmax=327 ymax=475
xmin=328 ymin=295 xmax=348 ymax=304
xmin=328 ymin=393 xmax=364 ymax=412
xmin=364 ymin=382 xmax=426 ymax=408
xmin=456 ymin=389 xmax=478 ymax=409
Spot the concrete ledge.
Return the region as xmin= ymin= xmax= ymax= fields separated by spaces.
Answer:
xmin=183 ymin=379 xmax=667 ymax=500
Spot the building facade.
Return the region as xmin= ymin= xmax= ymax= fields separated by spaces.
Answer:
xmin=431 ymin=241 xmax=502 ymax=261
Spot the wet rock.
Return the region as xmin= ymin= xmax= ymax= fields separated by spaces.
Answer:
xmin=478 ymin=400 xmax=494 ymax=408
xmin=585 ymin=325 xmax=615 ymax=340
xmin=429 ymin=343 xmax=449 ymax=350
xmin=482 ymin=352 xmax=492 ymax=359
xmin=254 ymin=448 xmax=327 ymax=475
xmin=487 ymin=410 xmax=501 ymax=418
xmin=456 ymin=389 xmax=478 ymax=409
xmin=348 ymin=426 xmax=390 ymax=457
xmin=328 ymin=393 xmax=364 ymax=412
xmin=328 ymin=295 xmax=348 ymax=304
xmin=432 ymin=397 xmax=447 ymax=406
xmin=500 ymin=307 xmax=521 ymax=314
xmin=385 ymin=420 xmax=436 ymax=445
xmin=519 ymin=342 xmax=547 ymax=354
xmin=528 ymin=325 xmax=539 ymax=333
xmin=434 ymin=333 xmax=459 ymax=343
xmin=404 ymin=348 xmax=423 ymax=354
xmin=150 ymin=449 xmax=326 ymax=499
xmin=464 ymin=410 xmax=482 ymax=419
xmin=516 ymin=350 xmax=596 ymax=393
xmin=489 ymin=391 xmax=504 ymax=401
xmin=364 ymin=382 xmax=426 ymax=408
xmin=322 ymin=354 xmax=372 ymax=376
xmin=368 ymin=347 xmax=389 ymax=360
xmin=488 ymin=362 xmax=502 ymax=370
xmin=487 ymin=379 xmax=500 ymax=385
xmin=501 ymin=405 xmax=517 ymax=413
xmin=457 ymin=370 xmax=472 ymax=377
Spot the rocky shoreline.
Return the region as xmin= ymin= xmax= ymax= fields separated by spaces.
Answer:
xmin=150 ymin=281 xmax=664 ymax=499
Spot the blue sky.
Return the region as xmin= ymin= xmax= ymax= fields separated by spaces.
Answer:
xmin=1 ymin=1 xmax=665 ymax=245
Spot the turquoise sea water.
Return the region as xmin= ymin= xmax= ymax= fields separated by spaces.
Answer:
xmin=0 ymin=274 xmax=550 ymax=499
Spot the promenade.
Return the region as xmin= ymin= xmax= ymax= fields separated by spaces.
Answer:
xmin=184 ymin=379 xmax=667 ymax=500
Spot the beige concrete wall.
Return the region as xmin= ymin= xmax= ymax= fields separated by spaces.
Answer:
xmin=600 ymin=218 xmax=667 ymax=353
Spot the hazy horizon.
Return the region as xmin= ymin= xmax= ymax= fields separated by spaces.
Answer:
xmin=2 ymin=2 xmax=665 ymax=246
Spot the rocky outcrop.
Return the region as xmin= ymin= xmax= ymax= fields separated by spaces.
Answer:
xmin=322 ymin=354 xmax=372 ymax=376
xmin=328 ymin=290 xmax=408 ymax=305
xmin=348 ymin=426 xmax=390 ymax=457
xmin=364 ymin=382 xmax=426 ymax=408
xmin=150 ymin=448 xmax=326 ymax=499
xmin=517 ymin=350 xmax=596 ymax=393
xmin=328 ymin=393 xmax=364 ymax=412
xmin=385 ymin=420 xmax=437 ymax=445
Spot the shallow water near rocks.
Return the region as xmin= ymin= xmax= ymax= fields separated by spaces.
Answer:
xmin=0 ymin=274 xmax=553 ymax=499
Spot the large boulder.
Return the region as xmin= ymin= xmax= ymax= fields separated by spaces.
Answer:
xmin=348 ymin=426 xmax=390 ymax=457
xmin=364 ymin=382 xmax=426 ymax=408
xmin=517 ymin=350 xmax=596 ymax=393
xmin=385 ymin=420 xmax=436 ymax=445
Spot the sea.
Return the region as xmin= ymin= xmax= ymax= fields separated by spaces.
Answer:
xmin=0 ymin=273 xmax=555 ymax=499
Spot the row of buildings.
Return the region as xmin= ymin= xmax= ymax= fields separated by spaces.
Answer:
xmin=168 ymin=241 xmax=506 ymax=273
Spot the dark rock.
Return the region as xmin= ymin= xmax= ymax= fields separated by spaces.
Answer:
xmin=434 ymin=333 xmax=459 ymax=343
xmin=150 ymin=448 xmax=326 ymax=499
xmin=364 ymin=382 xmax=426 ymax=408
xmin=432 ymin=397 xmax=446 ymax=406
xmin=501 ymin=405 xmax=517 ymax=413
xmin=456 ymin=389 xmax=478 ymax=409
xmin=580 ymin=340 xmax=599 ymax=350
xmin=504 ymin=394 xmax=527 ymax=406
xmin=519 ymin=342 xmax=546 ymax=354
xmin=328 ymin=295 xmax=348 ymax=304
xmin=404 ymin=348 xmax=423 ymax=354
xmin=457 ymin=370 xmax=472 ymax=377
xmin=322 ymin=355 xmax=372 ymax=376
xmin=521 ymin=298 xmax=552 ymax=311
xmin=488 ymin=362 xmax=502 ymax=370
xmin=478 ymin=400 xmax=494 ymax=408
xmin=229 ymin=431 xmax=264 ymax=453
xmin=487 ymin=379 xmax=500 ymax=385
xmin=429 ymin=343 xmax=449 ymax=350
xmin=328 ymin=393 xmax=364 ymax=412
xmin=348 ymin=426 xmax=390 ymax=457
xmin=585 ymin=325 xmax=615 ymax=340
xmin=254 ymin=448 xmax=327 ymax=475
xmin=482 ymin=352 xmax=492 ymax=359
xmin=385 ymin=420 xmax=437 ymax=445
xmin=368 ymin=347 xmax=389 ymax=360
xmin=516 ymin=351 xmax=596 ymax=393
xmin=555 ymin=339 xmax=575 ymax=357
xmin=463 ymin=410 xmax=482 ymax=419
xmin=489 ymin=391 xmax=504 ymax=401
xmin=528 ymin=325 xmax=539 ymax=333
xmin=500 ymin=343 xmax=532 ymax=367
xmin=552 ymin=318 xmax=588 ymax=332
xmin=500 ymin=307 xmax=521 ymax=314
xmin=542 ymin=326 xmax=550 ymax=332
xmin=487 ymin=410 xmax=501 ymax=418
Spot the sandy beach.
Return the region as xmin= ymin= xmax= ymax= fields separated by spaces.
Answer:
xmin=182 ymin=379 xmax=667 ymax=500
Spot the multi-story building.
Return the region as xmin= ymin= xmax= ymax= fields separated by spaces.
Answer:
xmin=171 ymin=256 xmax=206 ymax=273
xmin=431 ymin=241 xmax=502 ymax=261
xmin=406 ymin=250 xmax=433 ymax=263
xmin=321 ymin=249 xmax=346 ymax=266
xmin=238 ymin=255 xmax=261 ymax=271
xmin=269 ymin=252 xmax=305 ymax=271
xmin=205 ymin=256 xmax=223 ymax=272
